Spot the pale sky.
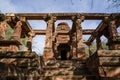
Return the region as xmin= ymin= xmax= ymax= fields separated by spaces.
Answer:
xmin=0 ymin=0 xmax=119 ymax=55
xmin=1 ymin=0 xmax=119 ymax=13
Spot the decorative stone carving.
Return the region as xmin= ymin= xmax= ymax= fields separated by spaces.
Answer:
xmin=0 ymin=21 xmax=7 ymax=40
xmin=27 ymin=31 xmax=35 ymax=52
xmin=76 ymin=16 xmax=85 ymax=59
xmin=11 ymin=21 xmax=22 ymax=40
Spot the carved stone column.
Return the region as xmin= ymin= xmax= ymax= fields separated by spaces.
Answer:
xmin=44 ymin=16 xmax=56 ymax=58
xmin=71 ymin=15 xmax=85 ymax=59
xmin=109 ymin=20 xmax=118 ymax=37
xmin=27 ymin=31 xmax=35 ymax=52
xmin=76 ymin=16 xmax=85 ymax=58
xmin=108 ymin=20 xmax=119 ymax=49
xmin=71 ymin=32 xmax=77 ymax=58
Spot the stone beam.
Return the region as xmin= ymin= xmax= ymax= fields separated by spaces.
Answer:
xmin=82 ymin=29 xmax=94 ymax=35
xmin=5 ymin=13 xmax=111 ymax=20
xmin=87 ymin=20 xmax=107 ymax=44
xmin=22 ymin=20 xmax=32 ymax=32
xmin=33 ymin=30 xmax=46 ymax=35
xmin=33 ymin=29 xmax=93 ymax=35
xmin=20 ymin=17 xmax=32 ymax=37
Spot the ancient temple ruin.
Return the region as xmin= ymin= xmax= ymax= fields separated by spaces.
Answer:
xmin=0 ymin=13 xmax=120 ymax=80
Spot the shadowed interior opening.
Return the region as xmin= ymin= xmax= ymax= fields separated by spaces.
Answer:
xmin=58 ymin=44 xmax=70 ymax=60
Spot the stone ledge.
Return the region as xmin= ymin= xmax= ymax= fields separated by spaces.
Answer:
xmin=0 ymin=40 xmax=22 ymax=45
xmin=0 ymin=51 xmax=37 ymax=58
xmin=98 ymin=50 xmax=120 ymax=57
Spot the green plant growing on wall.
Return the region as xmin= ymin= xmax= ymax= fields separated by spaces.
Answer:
xmin=5 ymin=24 xmax=13 ymax=39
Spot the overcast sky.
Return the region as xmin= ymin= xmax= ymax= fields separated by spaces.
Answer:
xmin=0 ymin=0 xmax=119 ymax=55
xmin=1 ymin=0 xmax=119 ymax=13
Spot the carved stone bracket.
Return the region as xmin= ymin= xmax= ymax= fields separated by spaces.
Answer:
xmin=10 ymin=21 xmax=22 ymax=40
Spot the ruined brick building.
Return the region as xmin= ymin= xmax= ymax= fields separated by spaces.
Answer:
xmin=0 ymin=13 xmax=120 ymax=80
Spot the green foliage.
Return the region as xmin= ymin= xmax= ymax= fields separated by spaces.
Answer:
xmin=84 ymin=45 xmax=89 ymax=57
xmin=101 ymin=41 xmax=108 ymax=50
xmin=5 ymin=24 xmax=28 ymax=51
xmin=21 ymin=37 xmax=28 ymax=45
xmin=5 ymin=25 xmax=14 ymax=39
xmin=20 ymin=37 xmax=28 ymax=50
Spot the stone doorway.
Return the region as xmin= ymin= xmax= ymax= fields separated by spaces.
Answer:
xmin=58 ymin=44 xmax=70 ymax=60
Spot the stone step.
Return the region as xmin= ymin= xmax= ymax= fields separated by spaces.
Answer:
xmin=99 ymin=57 xmax=120 ymax=65
xmin=44 ymin=70 xmax=74 ymax=76
xmin=43 ymin=69 xmax=90 ymax=76
xmin=98 ymin=50 xmax=120 ymax=57
xmin=44 ymin=63 xmax=87 ymax=70
xmin=4 ymin=75 xmax=101 ymax=80
xmin=100 ymin=62 xmax=120 ymax=67
xmin=44 ymin=60 xmax=86 ymax=65
xmin=44 ymin=60 xmax=86 ymax=68
xmin=100 ymin=77 xmax=120 ymax=80
xmin=5 ymin=76 xmax=120 ymax=80
xmin=43 ymin=67 xmax=88 ymax=73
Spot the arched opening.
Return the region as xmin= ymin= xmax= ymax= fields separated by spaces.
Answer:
xmin=57 ymin=44 xmax=70 ymax=60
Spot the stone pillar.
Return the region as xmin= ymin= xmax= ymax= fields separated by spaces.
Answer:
xmin=71 ymin=32 xmax=77 ymax=58
xmin=44 ymin=16 xmax=56 ymax=58
xmin=71 ymin=15 xmax=85 ymax=59
xmin=96 ymin=35 xmax=102 ymax=50
xmin=108 ymin=20 xmax=119 ymax=49
xmin=27 ymin=31 xmax=35 ymax=52
xmin=109 ymin=20 xmax=118 ymax=37
xmin=76 ymin=16 xmax=85 ymax=58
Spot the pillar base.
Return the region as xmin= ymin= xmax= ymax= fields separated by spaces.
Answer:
xmin=43 ymin=47 xmax=54 ymax=59
xmin=77 ymin=47 xmax=86 ymax=59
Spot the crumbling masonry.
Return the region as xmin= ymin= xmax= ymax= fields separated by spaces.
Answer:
xmin=0 ymin=13 xmax=120 ymax=80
